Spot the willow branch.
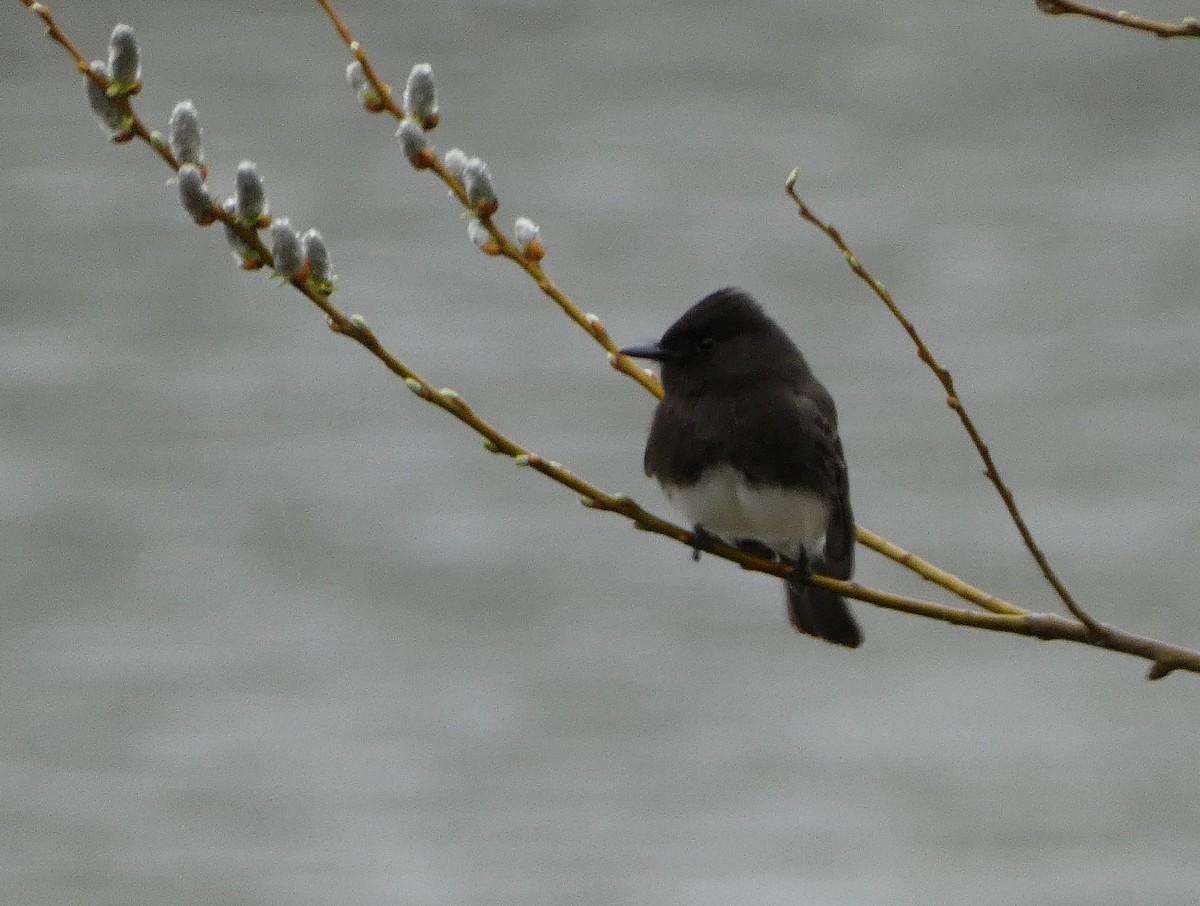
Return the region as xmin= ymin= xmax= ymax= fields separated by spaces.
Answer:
xmin=23 ymin=0 xmax=177 ymax=170
xmin=312 ymin=2 xmax=661 ymax=398
xmin=312 ymin=0 xmax=406 ymax=118
xmin=20 ymin=0 xmax=1200 ymax=680
xmin=22 ymin=0 xmax=88 ymax=66
xmin=1035 ymin=0 xmax=1200 ymax=37
xmin=785 ymin=173 xmax=1103 ymax=635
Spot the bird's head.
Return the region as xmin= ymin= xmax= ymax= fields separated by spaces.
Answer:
xmin=621 ymin=287 xmax=810 ymax=396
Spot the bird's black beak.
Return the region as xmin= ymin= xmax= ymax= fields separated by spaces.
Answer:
xmin=620 ymin=342 xmax=671 ymax=362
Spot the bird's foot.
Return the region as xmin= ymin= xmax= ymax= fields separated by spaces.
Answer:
xmin=782 ymin=547 xmax=813 ymax=588
xmin=689 ymin=524 xmax=720 ymax=562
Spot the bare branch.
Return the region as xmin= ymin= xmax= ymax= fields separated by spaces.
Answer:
xmin=1036 ymin=0 xmax=1200 ymax=38
xmin=785 ymin=173 xmax=1104 ymax=636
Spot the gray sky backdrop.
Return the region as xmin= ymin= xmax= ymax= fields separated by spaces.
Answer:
xmin=3 ymin=1 xmax=1199 ymax=904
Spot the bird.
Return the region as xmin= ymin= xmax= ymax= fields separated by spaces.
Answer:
xmin=621 ymin=287 xmax=860 ymax=647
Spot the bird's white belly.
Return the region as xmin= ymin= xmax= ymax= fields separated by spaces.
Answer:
xmin=660 ymin=463 xmax=830 ymax=554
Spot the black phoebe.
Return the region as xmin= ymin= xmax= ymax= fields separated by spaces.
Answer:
xmin=622 ymin=287 xmax=860 ymax=648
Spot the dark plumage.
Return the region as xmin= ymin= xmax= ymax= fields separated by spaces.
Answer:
xmin=622 ymin=288 xmax=859 ymax=647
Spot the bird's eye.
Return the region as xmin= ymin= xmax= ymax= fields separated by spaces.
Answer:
xmin=696 ymin=335 xmax=715 ymax=352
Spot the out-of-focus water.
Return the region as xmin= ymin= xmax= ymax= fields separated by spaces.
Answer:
xmin=3 ymin=1 xmax=1199 ymax=904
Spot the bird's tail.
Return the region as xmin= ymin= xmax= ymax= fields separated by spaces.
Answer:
xmin=787 ymin=472 xmax=861 ymax=648
xmin=785 ymin=565 xmax=861 ymax=648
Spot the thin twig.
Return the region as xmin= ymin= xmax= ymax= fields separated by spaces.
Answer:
xmin=22 ymin=0 xmax=89 ymax=69
xmin=785 ymin=173 xmax=1104 ymax=636
xmin=1035 ymin=0 xmax=1200 ymax=38
xmin=855 ymin=528 xmax=1025 ymax=616
xmin=312 ymin=0 xmax=405 ymax=118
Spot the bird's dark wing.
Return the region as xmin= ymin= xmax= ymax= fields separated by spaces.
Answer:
xmin=646 ymin=385 xmax=843 ymax=490
xmin=724 ymin=388 xmax=842 ymax=490
xmin=821 ymin=434 xmax=855 ymax=580
xmin=725 ymin=386 xmax=855 ymax=580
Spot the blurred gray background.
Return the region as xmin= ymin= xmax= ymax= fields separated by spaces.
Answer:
xmin=3 ymin=1 xmax=1199 ymax=904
